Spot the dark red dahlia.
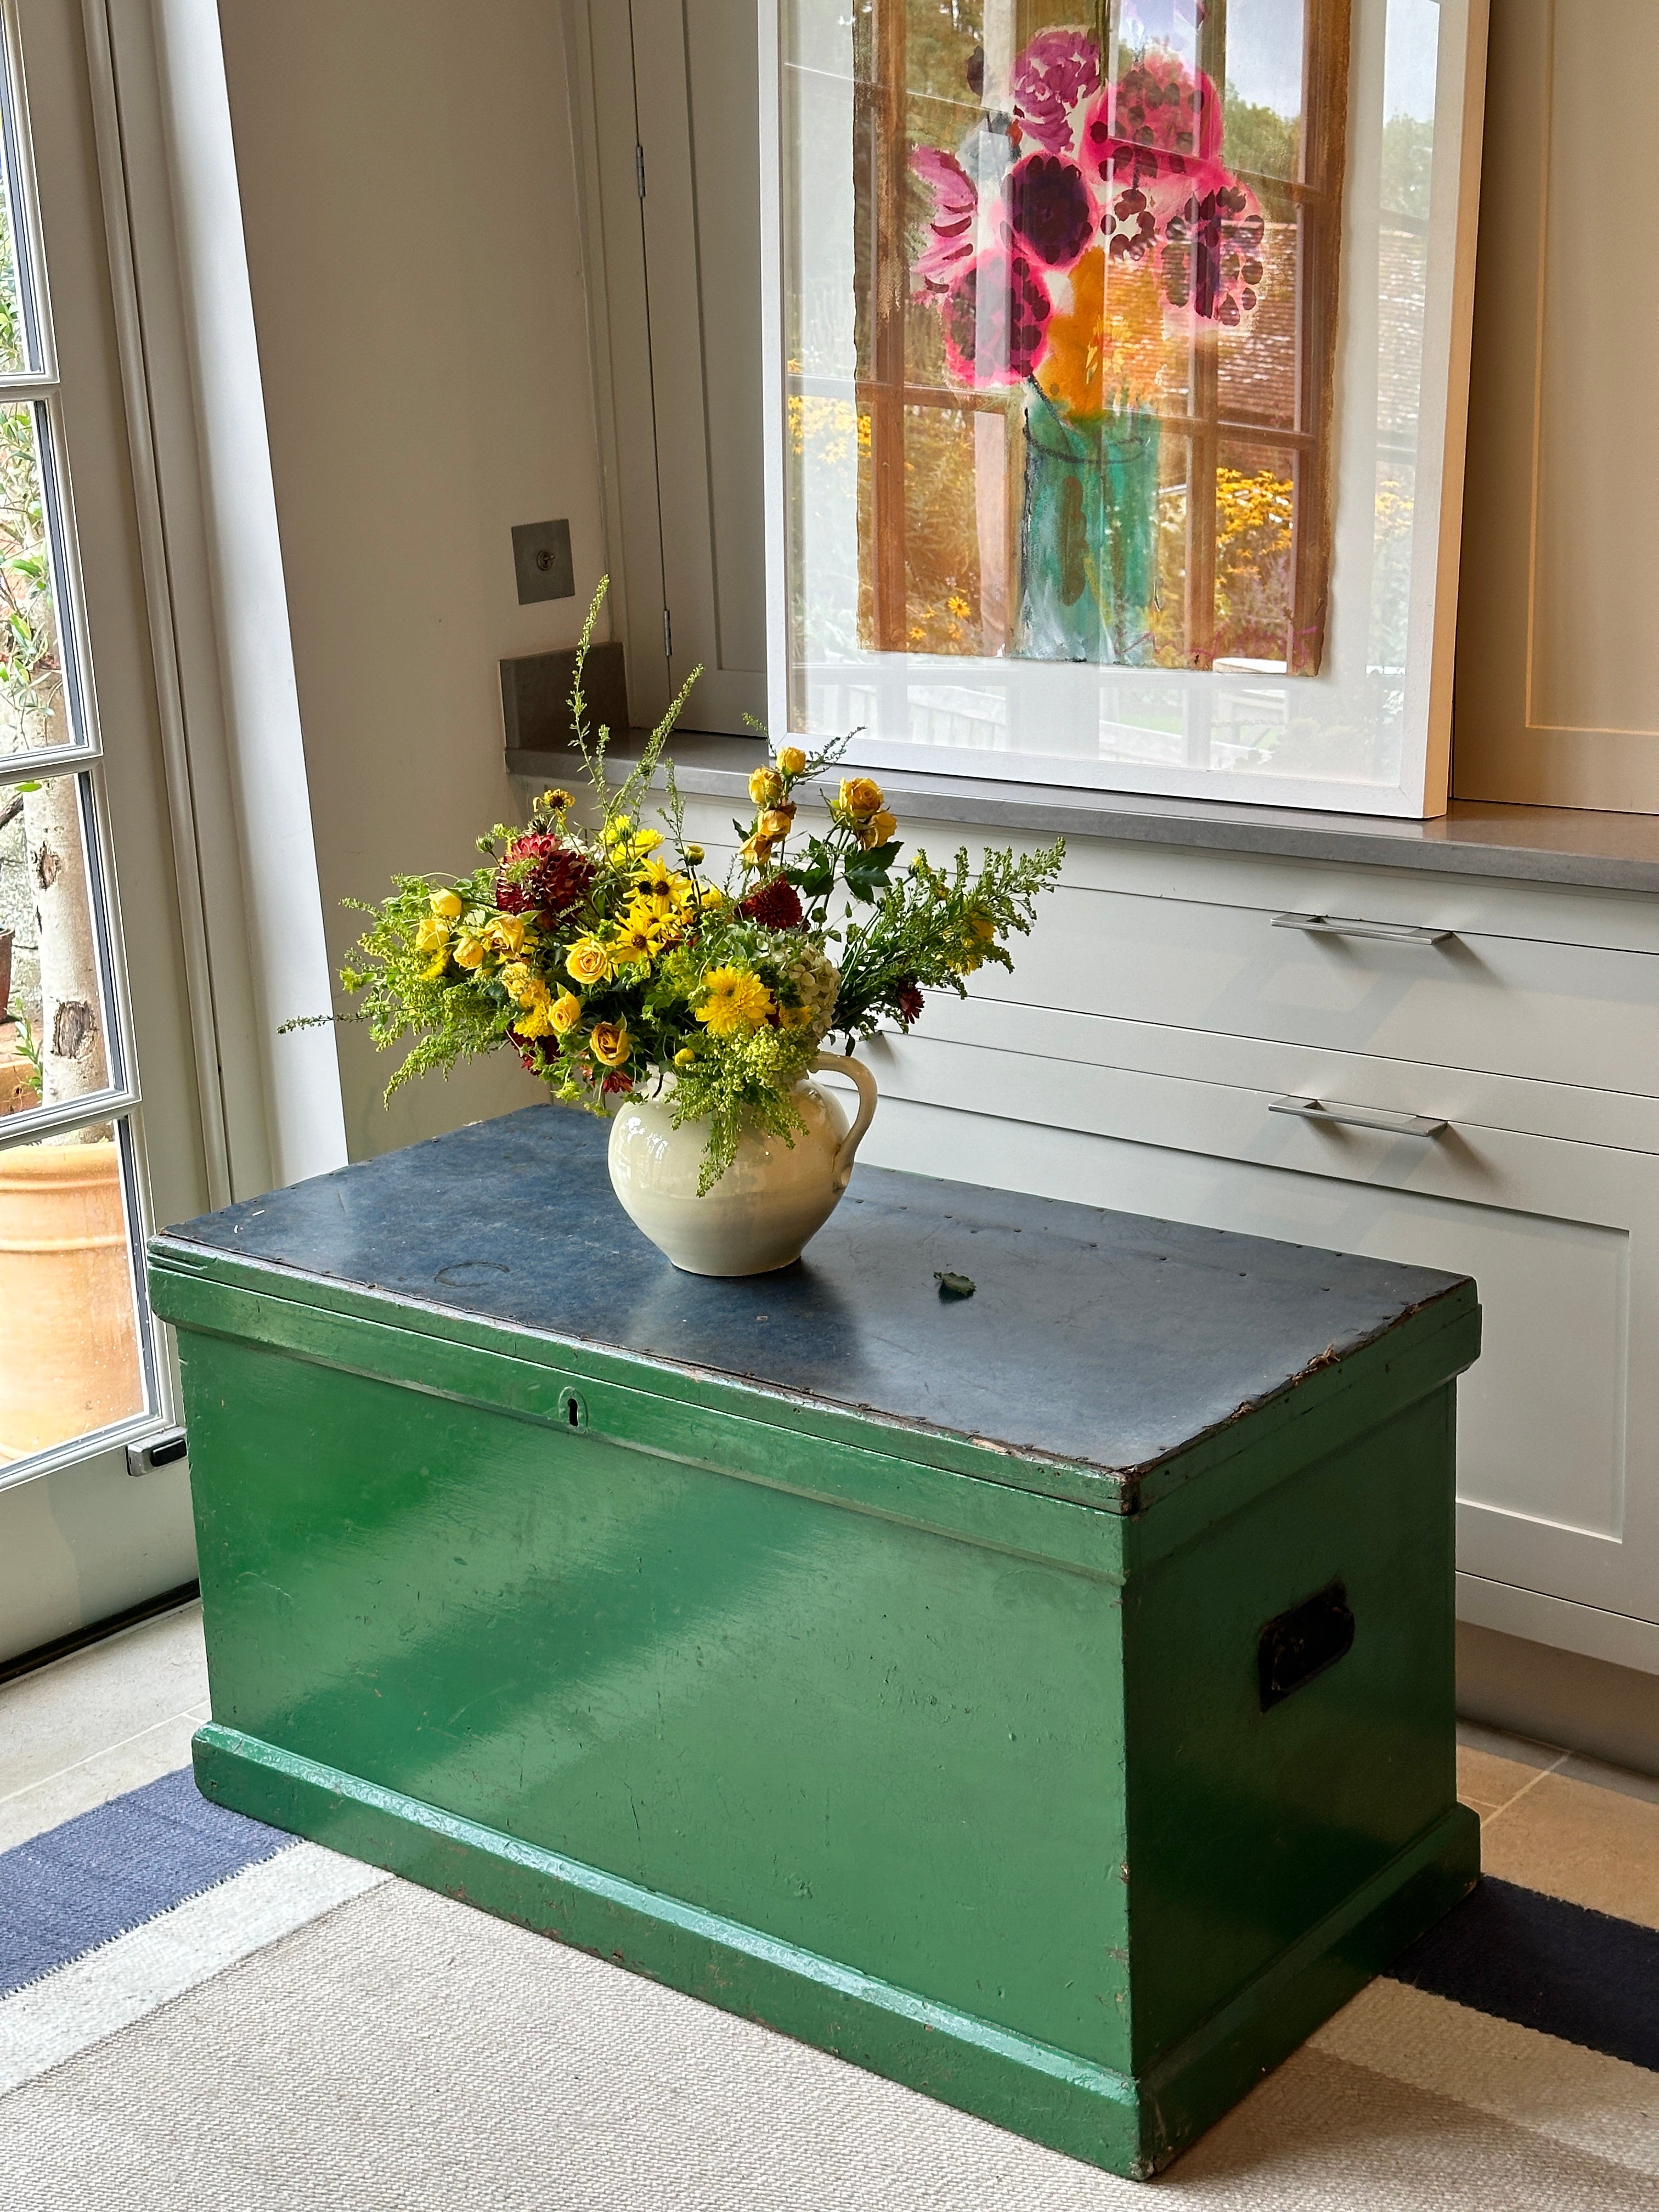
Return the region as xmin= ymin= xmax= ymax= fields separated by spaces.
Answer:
xmin=942 ymin=252 xmax=1051 ymax=388
xmin=892 ymin=979 xmax=924 ymax=1028
xmin=737 ymin=877 xmax=805 ymax=932
xmin=494 ymin=833 xmax=598 ymax=922
xmin=1163 ymin=185 xmax=1264 ymax=321
xmin=510 ymin=1027 xmax=557 ymax=1071
xmin=1006 ymin=154 xmax=1093 ymax=269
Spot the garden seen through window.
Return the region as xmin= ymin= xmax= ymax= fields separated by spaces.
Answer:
xmin=0 ymin=18 xmax=150 ymax=1474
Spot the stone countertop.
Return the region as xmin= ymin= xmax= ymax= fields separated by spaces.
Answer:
xmin=507 ymin=733 xmax=1659 ymax=897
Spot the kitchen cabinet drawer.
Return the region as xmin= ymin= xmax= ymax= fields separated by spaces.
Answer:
xmin=857 ymin=1027 xmax=1659 ymax=1639
xmin=969 ymin=883 xmax=1659 ymax=1099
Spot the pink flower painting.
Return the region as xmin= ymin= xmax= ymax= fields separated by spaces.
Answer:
xmin=910 ymin=36 xmax=1263 ymax=384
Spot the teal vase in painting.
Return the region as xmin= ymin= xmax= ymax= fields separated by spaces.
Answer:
xmin=1017 ymin=389 xmax=1161 ymax=664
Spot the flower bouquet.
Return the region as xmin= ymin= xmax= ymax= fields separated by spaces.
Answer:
xmin=336 ymin=585 xmax=1062 ymax=1271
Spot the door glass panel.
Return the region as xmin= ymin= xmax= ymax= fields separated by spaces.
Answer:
xmin=0 ymin=105 xmax=29 ymax=375
xmin=0 ymin=1118 xmax=146 ymax=1469
xmin=0 ymin=401 xmax=67 ymax=755
xmin=0 ymin=770 xmax=114 ymax=1113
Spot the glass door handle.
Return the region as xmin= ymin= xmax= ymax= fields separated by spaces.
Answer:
xmin=1270 ymin=1095 xmax=1448 ymax=1138
xmin=1272 ymin=912 xmax=1456 ymax=945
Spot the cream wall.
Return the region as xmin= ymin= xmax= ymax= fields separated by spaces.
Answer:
xmin=216 ymin=0 xmax=606 ymax=1158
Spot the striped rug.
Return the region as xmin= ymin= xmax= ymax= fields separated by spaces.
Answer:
xmin=0 ymin=1765 xmax=1655 ymax=2208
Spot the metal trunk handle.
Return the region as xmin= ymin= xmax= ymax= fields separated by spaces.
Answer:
xmin=1259 ymin=1581 xmax=1356 ymax=1711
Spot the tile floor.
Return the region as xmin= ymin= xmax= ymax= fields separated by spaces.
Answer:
xmin=1455 ymin=1719 xmax=1659 ymax=1929
xmin=0 ymin=1602 xmax=210 ymax=1853
xmin=5 ymin=1600 xmax=1659 ymax=1937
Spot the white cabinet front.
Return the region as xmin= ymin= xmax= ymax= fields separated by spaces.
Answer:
xmin=861 ymin=1026 xmax=1659 ymax=1639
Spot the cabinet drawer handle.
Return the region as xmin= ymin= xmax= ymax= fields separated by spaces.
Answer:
xmin=1273 ymin=911 xmax=1454 ymax=945
xmin=1270 ymin=1094 xmax=1447 ymax=1138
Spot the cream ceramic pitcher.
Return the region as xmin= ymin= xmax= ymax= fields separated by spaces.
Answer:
xmin=607 ymin=1053 xmax=878 ymax=1276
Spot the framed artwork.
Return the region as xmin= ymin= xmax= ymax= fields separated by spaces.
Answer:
xmin=761 ymin=0 xmax=1489 ymax=817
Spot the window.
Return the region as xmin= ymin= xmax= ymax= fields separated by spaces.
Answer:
xmin=0 ymin=9 xmax=154 ymax=1474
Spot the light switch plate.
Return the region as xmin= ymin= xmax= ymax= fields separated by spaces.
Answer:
xmin=511 ymin=518 xmax=574 ymax=605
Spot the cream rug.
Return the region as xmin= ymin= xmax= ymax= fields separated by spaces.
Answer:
xmin=1 ymin=1768 xmax=1656 ymax=2209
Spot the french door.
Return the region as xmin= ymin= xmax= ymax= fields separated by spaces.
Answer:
xmin=0 ymin=0 xmax=208 ymax=1665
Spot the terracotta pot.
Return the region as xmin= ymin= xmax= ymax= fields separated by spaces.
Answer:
xmin=607 ymin=1052 xmax=878 ymax=1277
xmin=0 ymin=1138 xmax=144 ymax=1462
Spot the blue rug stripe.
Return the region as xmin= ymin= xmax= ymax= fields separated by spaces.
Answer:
xmin=1386 ymin=1875 xmax=1659 ymax=2073
xmin=0 ymin=1767 xmax=292 ymax=1998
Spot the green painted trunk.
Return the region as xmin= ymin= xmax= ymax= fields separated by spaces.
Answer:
xmin=148 ymin=1108 xmax=1480 ymax=2177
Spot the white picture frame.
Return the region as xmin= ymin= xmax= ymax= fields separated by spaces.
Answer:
xmin=760 ymin=0 xmax=1489 ymax=819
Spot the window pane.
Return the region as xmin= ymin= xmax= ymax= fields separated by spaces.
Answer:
xmin=1 ymin=772 xmax=114 ymax=1114
xmin=1214 ymin=437 xmax=1296 ymax=670
xmin=0 ymin=1118 xmax=146 ymax=1468
xmin=0 ymin=107 xmax=28 ymax=374
xmin=0 ymin=403 xmax=67 ymax=755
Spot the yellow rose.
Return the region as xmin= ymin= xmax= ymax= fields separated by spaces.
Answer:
xmin=860 ymin=810 xmax=898 ymax=849
xmin=429 ymin=888 xmax=464 ymax=920
xmin=777 ymin=746 xmax=807 ymax=777
xmin=566 ymin=938 xmax=612 ymax=986
xmin=548 ymin=989 xmax=583 ymax=1036
xmin=414 ymin=914 xmax=449 ymax=954
xmin=453 ymin=932 xmax=488 ymax=970
xmin=590 ymin=1019 xmax=631 ymax=1067
xmin=699 ymin=883 xmax=725 ymax=909
xmin=748 ymin=766 xmax=783 ymax=805
xmin=683 ymin=843 xmax=705 ymax=866
xmin=486 ymin=913 xmax=528 ymax=957
xmin=758 ymin=806 xmax=796 ymax=840
xmin=737 ymin=831 xmax=775 ymax=870
xmin=838 ymin=776 xmax=884 ymax=819
xmin=673 ymin=1047 xmax=696 ymax=1066
xmin=498 ymin=960 xmax=537 ymax=1005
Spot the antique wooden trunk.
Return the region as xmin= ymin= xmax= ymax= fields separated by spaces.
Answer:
xmin=147 ymin=1106 xmax=1480 ymax=2177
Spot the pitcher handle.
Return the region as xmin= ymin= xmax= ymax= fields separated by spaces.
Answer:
xmin=812 ymin=1052 xmax=878 ymax=1192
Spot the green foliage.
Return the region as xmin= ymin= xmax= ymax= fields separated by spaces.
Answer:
xmin=0 ymin=195 xmax=57 ymax=756
xmin=8 ymin=1006 xmax=41 ymax=1086
xmin=324 ymin=578 xmax=1064 ymax=1189
xmin=830 ymin=839 xmax=1065 ymax=1045
xmin=1223 ymin=89 xmax=1300 ymax=184
xmin=1381 ymin=114 xmax=1435 ymax=222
